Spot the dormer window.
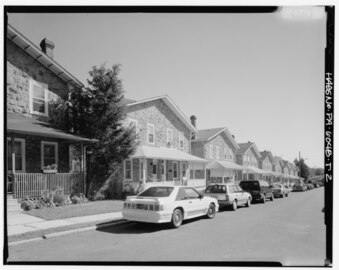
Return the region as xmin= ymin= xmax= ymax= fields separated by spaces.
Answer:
xmin=30 ymin=79 xmax=49 ymax=116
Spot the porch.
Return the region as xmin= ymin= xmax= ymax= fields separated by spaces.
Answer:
xmin=10 ymin=172 xmax=84 ymax=199
xmin=122 ymin=145 xmax=208 ymax=194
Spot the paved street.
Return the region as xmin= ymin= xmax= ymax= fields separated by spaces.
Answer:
xmin=8 ymin=187 xmax=326 ymax=266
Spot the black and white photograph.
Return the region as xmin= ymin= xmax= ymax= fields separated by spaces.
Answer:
xmin=2 ymin=3 xmax=334 ymax=267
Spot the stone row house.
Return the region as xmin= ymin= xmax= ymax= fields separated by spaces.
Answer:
xmin=6 ymin=24 xmax=96 ymax=200
xmin=6 ymin=24 xmax=301 ymax=201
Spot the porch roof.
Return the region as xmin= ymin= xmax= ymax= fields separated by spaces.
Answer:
xmin=7 ymin=113 xmax=98 ymax=143
xmin=244 ymin=166 xmax=266 ymax=174
xmin=129 ymin=145 xmax=208 ymax=163
xmin=206 ymin=160 xmax=246 ymax=171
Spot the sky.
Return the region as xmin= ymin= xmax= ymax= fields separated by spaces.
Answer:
xmin=7 ymin=7 xmax=326 ymax=168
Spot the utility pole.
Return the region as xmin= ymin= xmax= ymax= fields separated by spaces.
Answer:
xmin=299 ymin=151 xmax=301 ymax=184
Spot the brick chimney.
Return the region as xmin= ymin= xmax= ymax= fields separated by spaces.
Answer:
xmin=40 ymin=38 xmax=55 ymax=58
xmin=190 ymin=115 xmax=197 ymax=139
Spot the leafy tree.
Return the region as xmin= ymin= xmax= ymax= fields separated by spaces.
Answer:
xmin=315 ymin=167 xmax=324 ymax=176
xmin=294 ymin=158 xmax=310 ymax=180
xmin=52 ymin=64 xmax=138 ymax=197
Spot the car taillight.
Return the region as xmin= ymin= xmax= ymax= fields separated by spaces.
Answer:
xmin=154 ymin=204 xmax=165 ymax=211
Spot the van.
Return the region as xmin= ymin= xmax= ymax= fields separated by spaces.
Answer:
xmin=239 ymin=180 xmax=274 ymax=203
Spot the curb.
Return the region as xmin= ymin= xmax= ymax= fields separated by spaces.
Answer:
xmin=8 ymin=219 xmax=129 ymax=246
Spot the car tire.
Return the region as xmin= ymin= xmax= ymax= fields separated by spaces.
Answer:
xmin=206 ymin=204 xmax=216 ymax=219
xmin=171 ymin=209 xmax=183 ymax=228
xmin=246 ymin=198 xmax=251 ymax=207
xmin=281 ymin=194 xmax=284 ymax=198
xmin=232 ymin=200 xmax=237 ymax=211
xmin=261 ymin=195 xmax=266 ymax=203
xmin=286 ymin=193 xmax=288 ymax=197
xmin=270 ymin=195 xmax=274 ymax=201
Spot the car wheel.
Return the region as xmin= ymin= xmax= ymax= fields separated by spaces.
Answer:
xmin=232 ymin=200 xmax=237 ymax=211
xmin=246 ymin=198 xmax=251 ymax=207
xmin=270 ymin=195 xmax=274 ymax=201
xmin=286 ymin=193 xmax=288 ymax=197
xmin=171 ymin=209 xmax=183 ymax=228
xmin=206 ymin=204 xmax=216 ymax=219
xmin=261 ymin=195 xmax=266 ymax=203
xmin=281 ymin=194 xmax=284 ymax=198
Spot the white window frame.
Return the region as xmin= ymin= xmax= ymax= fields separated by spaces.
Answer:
xmin=129 ymin=118 xmax=138 ymax=135
xmin=215 ymin=146 xmax=220 ymax=160
xmin=179 ymin=132 xmax=184 ymax=150
xmin=7 ymin=138 xmax=26 ymax=173
xmin=147 ymin=123 xmax=155 ymax=144
xmin=167 ymin=129 xmax=173 ymax=147
xmin=209 ymin=144 xmax=213 ymax=159
xmin=30 ymin=79 xmax=49 ymax=117
xmin=124 ymin=159 xmax=132 ymax=180
xmin=173 ymin=162 xmax=178 ymax=180
xmin=41 ymin=141 xmax=58 ymax=169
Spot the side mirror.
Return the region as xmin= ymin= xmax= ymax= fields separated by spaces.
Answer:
xmin=199 ymin=194 xmax=204 ymax=199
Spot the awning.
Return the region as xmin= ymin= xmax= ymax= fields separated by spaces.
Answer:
xmin=244 ymin=166 xmax=265 ymax=174
xmin=129 ymin=145 xmax=208 ymax=163
xmin=261 ymin=170 xmax=275 ymax=176
xmin=206 ymin=160 xmax=246 ymax=171
xmin=7 ymin=112 xmax=98 ymax=143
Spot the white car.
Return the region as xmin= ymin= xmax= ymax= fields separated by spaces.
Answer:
xmin=122 ymin=186 xmax=219 ymax=228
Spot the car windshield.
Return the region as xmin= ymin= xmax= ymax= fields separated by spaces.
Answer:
xmin=138 ymin=187 xmax=174 ymax=197
xmin=240 ymin=181 xmax=260 ymax=190
xmin=205 ymin=185 xmax=226 ymax=193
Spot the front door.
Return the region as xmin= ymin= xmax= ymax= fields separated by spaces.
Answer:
xmin=152 ymin=159 xmax=157 ymax=181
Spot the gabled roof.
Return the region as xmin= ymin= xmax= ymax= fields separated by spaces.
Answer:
xmin=260 ymin=150 xmax=274 ymax=162
xmin=125 ymin=95 xmax=197 ymax=133
xmin=192 ymin=127 xmax=239 ymax=149
xmin=7 ymin=24 xmax=83 ymax=88
xmin=273 ymin=156 xmax=282 ymax=167
xmin=237 ymin=142 xmax=262 ymax=159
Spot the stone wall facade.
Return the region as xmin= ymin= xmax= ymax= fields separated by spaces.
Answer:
xmin=125 ymin=99 xmax=191 ymax=152
xmin=203 ymin=133 xmax=236 ymax=162
xmin=7 ymin=40 xmax=71 ymax=121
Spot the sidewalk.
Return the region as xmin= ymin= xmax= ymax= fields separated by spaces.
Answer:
xmin=7 ymin=208 xmax=125 ymax=244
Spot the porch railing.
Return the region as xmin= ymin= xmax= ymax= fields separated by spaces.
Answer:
xmin=12 ymin=173 xmax=84 ymax=199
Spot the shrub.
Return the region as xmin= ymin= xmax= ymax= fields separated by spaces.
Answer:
xmin=20 ymin=200 xmax=36 ymax=211
xmin=70 ymin=193 xmax=88 ymax=204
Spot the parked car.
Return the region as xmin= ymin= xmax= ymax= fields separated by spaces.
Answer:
xmin=284 ymin=185 xmax=292 ymax=193
xmin=122 ymin=186 xmax=219 ymax=228
xmin=313 ymin=183 xmax=319 ymax=188
xmin=239 ymin=180 xmax=274 ymax=203
xmin=270 ymin=183 xmax=289 ymax=198
xmin=306 ymin=183 xmax=314 ymax=190
xmin=292 ymin=183 xmax=307 ymax=192
xmin=204 ymin=183 xmax=252 ymax=211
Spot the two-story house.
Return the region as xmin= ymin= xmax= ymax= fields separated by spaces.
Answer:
xmin=6 ymin=24 xmax=95 ymax=199
xmin=190 ymin=123 xmax=244 ymax=185
xmin=272 ymin=156 xmax=284 ymax=183
xmin=236 ymin=142 xmax=264 ymax=181
xmin=259 ymin=150 xmax=275 ymax=184
xmin=112 ymin=95 xmax=208 ymax=198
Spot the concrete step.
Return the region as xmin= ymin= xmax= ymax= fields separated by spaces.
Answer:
xmin=7 ymin=205 xmax=23 ymax=213
xmin=7 ymin=199 xmax=20 ymax=206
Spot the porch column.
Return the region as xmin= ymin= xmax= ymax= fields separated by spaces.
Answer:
xmin=83 ymin=145 xmax=87 ymax=195
xmin=142 ymin=159 xmax=146 ymax=185
xmin=80 ymin=144 xmax=85 ymax=193
xmin=163 ymin=160 xmax=166 ymax=182
xmin=11 ymin=134 xmax=15 ymax=174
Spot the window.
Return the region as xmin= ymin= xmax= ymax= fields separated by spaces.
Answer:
xmin=30 ymin=80 xmax=48 ymax=116
xmin=179 ymin=132 xmax=184 ymax=149
xmin=129 ymin=119 xmax=138 ymax=135
xmin=209 ymin=144 xmax=213 ymax=159
xmin=167 ymin=129 xmax=173 ymax=147
xmin=173 ymin=162 xmax=178 ymax=179
xmin=41 ymin=142 xmax=58 ymax=169
xmin=182 ymin=163 xmax=187 ymax=177
xmin=125 ymin=160 xmax=132 ymax=180
xmin=184 ymin=188 xmax=200 ymax=199
xmin=224 ymin=147 xmax=228 ymax=159
xmin=147 ymin=123 xmax=155 ymax=144
xmin=215 ymin=146 xmax=220 ymax=160
xmin=7 ymin=138 xmax=25 ymax=172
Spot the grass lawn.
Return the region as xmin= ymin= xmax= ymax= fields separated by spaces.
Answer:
xmin=24 ymin=200 xmax=124 ymax=220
